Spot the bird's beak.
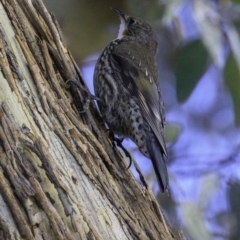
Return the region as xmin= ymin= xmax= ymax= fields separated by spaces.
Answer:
xmin=111 ymin=8 xmax=127 ymax=22
xmin=111 ymin=8 xmax=128 ymax=38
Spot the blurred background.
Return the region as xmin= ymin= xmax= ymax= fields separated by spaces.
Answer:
xmin=44 ymin=0 xmax=240 ymax=239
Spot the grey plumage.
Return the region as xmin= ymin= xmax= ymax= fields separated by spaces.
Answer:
xmin=94 ymin=8 xmax=169 ymax=192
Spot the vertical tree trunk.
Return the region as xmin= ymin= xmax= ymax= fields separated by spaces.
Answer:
xmin=0 ymin=0 xmax=184 ymax=239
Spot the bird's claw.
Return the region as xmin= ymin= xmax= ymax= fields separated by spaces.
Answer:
xmin=112 ymin=135 xmax=132 ymax=169
xmin=66 ymin=79 xmax=101 ymax=113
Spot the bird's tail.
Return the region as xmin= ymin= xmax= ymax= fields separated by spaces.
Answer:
xmin=146 ymin=130 xmax=169 ymax=192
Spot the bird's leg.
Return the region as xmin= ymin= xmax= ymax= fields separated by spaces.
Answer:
xmin=79 ymin=94 xmax=101 ymax=114
xmin=66 ymin=78 xmax=86 ymax=91
xmin=109 ymin=133 xmax=133 ymax=169
xmin=66 ymin=79 xmax=100 ymax=113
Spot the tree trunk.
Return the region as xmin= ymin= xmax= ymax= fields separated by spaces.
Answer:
xmin=0 ymin=0 xmax=184 ymax=239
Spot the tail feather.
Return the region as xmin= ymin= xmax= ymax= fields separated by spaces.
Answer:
xmin=146 ymin=130 xmax=169 ymax=192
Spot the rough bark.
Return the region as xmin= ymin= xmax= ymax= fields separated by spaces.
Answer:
xmin=0 ymin=0 xmax=185 ymax=239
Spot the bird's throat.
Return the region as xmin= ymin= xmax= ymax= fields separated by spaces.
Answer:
xmin=117 ymin=20 xmax=128 ymax=38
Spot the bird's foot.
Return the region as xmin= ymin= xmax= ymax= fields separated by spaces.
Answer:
xmin=111 ymin=135 xmax=132 ymax=169
xmin=66 ymin=79 xmax=100 ymax=113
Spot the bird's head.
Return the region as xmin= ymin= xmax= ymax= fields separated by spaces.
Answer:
xmin=112 ymin=8 xmax=158 ymax=54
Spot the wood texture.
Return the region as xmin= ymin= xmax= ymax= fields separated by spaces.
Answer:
xmin=0 ymin=0 xmax=185 ymax=239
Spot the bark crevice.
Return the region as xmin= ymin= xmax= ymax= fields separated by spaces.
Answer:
xmin=0 ymin=0 xmax=185 ymax=239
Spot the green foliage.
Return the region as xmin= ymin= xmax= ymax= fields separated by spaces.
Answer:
xmin=173 ymin=40 xmax=208 ymax=103
xmin=181 ymin=203 xmax=212 ymax=240
xmin=164 ymin=123 xmax=180 ymax=144
xmin=224 ymin=54 xmax=240 ymax=126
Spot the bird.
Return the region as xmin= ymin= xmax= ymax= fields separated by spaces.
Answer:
xmin=93 ymin=8 xmax=169 ymax=192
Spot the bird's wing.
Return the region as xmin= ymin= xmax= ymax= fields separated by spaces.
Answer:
xmin=110 ymin=41 xmax=167 ymax=156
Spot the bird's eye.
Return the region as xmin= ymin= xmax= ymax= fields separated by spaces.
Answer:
xmin=128 ymin=19 xmax=136 ymax=25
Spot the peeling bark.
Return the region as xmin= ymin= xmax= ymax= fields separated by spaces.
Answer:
xmin=0 ymin=0 xmax=185 ymax=239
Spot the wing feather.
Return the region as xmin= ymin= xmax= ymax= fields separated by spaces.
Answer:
xmin=110 ymin=41 xmax=167 ymax=156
